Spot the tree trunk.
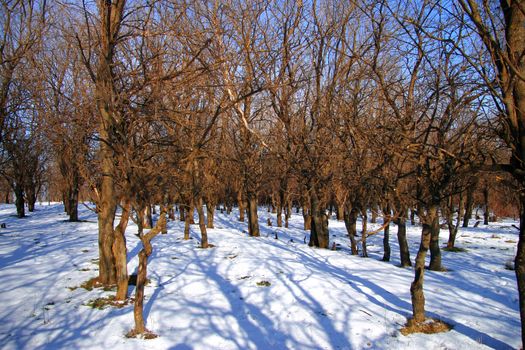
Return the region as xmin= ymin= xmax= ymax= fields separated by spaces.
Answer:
xmin=302 ymin=202 xmax=311 ymax=231
xmin=308 ymin=189 xmax=329 ymax=248
xmin=410 ymin=204 xmax=436 ymax=324
xmin=429 ymin=208 xmax=443 ymax=271
xmin=483 ymin=185 xmax=489 ymax=225
xmin=284 ymin=199 xmax=291 ymax=228
xmin=179 ymin=204 xmax=185 ymax=221
xmin=382 ymin=204 xmax=391 ymax=262
xmin=276 ymin=199 xmax=283 ymax=227
xmin=196 ymin=196 xmax=208 ymax=248
xmin=114 ymin=201 xmax=130 ymax=300
xmin=14 ymin=183 xmax=25 ymax=218
xmin=276 ymin=188 xmax=285 ymax=228
xmin=395 ymin=215 xmax=411 ymax=267
xmin=336 ymin=204 xmax=344 ymax=221
xmin=361 ymin=209 xmax=368 ymax=257
xmin=516 ymin=192 xmax=525 ymax=348
xmin=247 ymin=192 xmax=260 ymax=237
xmin=131 ymin=208 xmax=167 ymax=336
xmin=133 ymin=249 xmax=148 ymax=334
xmin=68 ymin=180 xmax=79 ymax=222
xmin=26 ymin=185 xmax=36 ymax=212
xmin=144 ymin=205 xmax=153 ymax=229
xmin=184 ymin=202 xmax=192 ymax=240
xmin=410 ymin=208 xmax=416 ymax=225
xmin=344 ymin=206 xmax=359 ymax=255
xmin=462 ymin=179 xmax=477 ymax=227
xmin=238 ymin=189 xmax=245 ymax=222
xmin=94 ymin=0 xmax=125 ymax=288
xmin=206 ymin=201 xmax=215 ymax=229
xmin=446 ymin=194 xmax=463 ymax=248
xmin=370 ymin=203 xmax=377 ymax=223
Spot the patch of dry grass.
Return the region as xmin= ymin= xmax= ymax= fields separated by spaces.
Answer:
xmin=85 ymin=295 xmax=133 ymax=309
xmin=400 ymin=318 xmax=453 ymax=336
xmin=125 ymin=329 xmax=158 ymax=339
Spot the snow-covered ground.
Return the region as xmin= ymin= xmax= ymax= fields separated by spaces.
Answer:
xmin=0 ymin=203 xmax=520 ymax=349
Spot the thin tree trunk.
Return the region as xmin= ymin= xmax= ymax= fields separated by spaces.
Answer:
xmin=114 ymin=200 xmax=130 ymax=300
xmin=463 ymin=179 xmax=477 ymax=227
xmin=238 ymin=189 xmax=245 ymax=222
xmin=361 ymin=209 xmax=368 ymax=257
xmin=276 ymin=197 xmax=283 ymax=227
xmin=247 ymin=192 xmax=260 ymax=237
xmin=14 ymin=183 xmax=25 ymax=218
xmin=196 ymin=196 xmax=208 ymax=248
xmin=308 ymin=189 xmax=329 ymax=248
xmin=395 ymin=214 xmax=411 ymax=267
xmin=344 ymin=206 xmax=359 ymax=255
xmin=144 ymin=205 xmax=153 ymax=229
xmin=336 ymin=204 xmax=344 ymax=221
xmin=429 ymin=208 xmax=444 ymax=271
xmin=206 ymin=201 xmax=215 ymax=229
xmin=26 ymin=185 xmax=36 ymax=212
xmin=446 ymin=194 xmax=463 ymax=248
xmin=410 ymin=204 xmax=436 ymax=324
xmin=382 ymin=204 xmax=391 ymax=262
xmin=184 ymin=201 xmax=192 ymax=240
xmin=483 ymin=185 xmax=489 ymax=225
xmin=370 ymin=203 xmax=377 ymax=224
xmin=302 ymin=202 xmax=311 ymax=231
xmin=68 ymin=179 xmax=79 ymax=222
xmin=516 ymin=193 xmax=525 ymax=348
xmin=131 ymin=208 xmax=167 ymax=336
xmin=284 ymin=199 xmax=291 ymax=228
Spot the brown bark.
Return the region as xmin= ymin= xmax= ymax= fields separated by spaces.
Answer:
xmin=247 ymin=192 xmax=260 ymax=237
xmin=336 ymin=205 xmax=344 ymax=221
xmin=428 ymin=210 xmax=445 ymax=271
xmin=179 ymin=205 xmax=185 ymax=221
xmin=285 ymin=200 xmax=292 ymax=228
xmin=184 ymin=201 xmax=192 ymax=240
xmin=132 ymin=207 xmax=167 ymax=336
xmin=238 ymin=189 xmax=245 ymax=222
xmin=395 ymin=215 xmax=412 ymax=267
xmin=308 ymin=189 xmax=329 ymax=248
xmin=462 ymin=178 xmax=477 ymax=227
xmin=14 ymin=183 xmax=25 ymax=218
xmin=276 ymin=195 xmax=283 ymax=228
xmin=517 ymin=193 xmax=525 ymax=348
xmin=302 ymin=203 xmax=311 ymax=231
xmin=206 ymin=202 xmax=215 ymax=229
xmin=196 ymin=196 xmax=208 ymax=248
xmin=113 ymin=201 xmax=130 ymax=300
xmin=483 ymin=185 xmax=489 ymax=225
xmin=68 ymin=184 xmax=79 ymax=222
xmin=446 ymin=194 xmax=463 ymax=248
xmin=344 ymin=206 xmax=359 ymax=255
xmin=382 ymin=204 xmax=391 ymax=262
xmin=94 ymin=0 xmax=126 ymax=287
xmin=361 ymin=210 xmax=368 ymax=257
xmin=410 ymin=204 xmax=436 ymax=324
xmin=428 ymin=209 xmax=444 ymax=271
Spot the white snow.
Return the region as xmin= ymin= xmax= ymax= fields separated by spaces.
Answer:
xmin=0 ymin=203 xmax=520 ymax=349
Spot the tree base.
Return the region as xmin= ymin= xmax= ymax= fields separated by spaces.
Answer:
xmin=400 ymin=317 xmax=452 ymax=336
xmin=125 ymin=329 xmax=158 ymax=339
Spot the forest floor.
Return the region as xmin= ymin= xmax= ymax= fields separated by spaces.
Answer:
xmin=0 ymin=203 xmax=521 ymax=349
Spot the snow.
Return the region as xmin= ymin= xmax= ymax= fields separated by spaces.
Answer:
xmin=0 ymin=203 xmax=520 ymax=349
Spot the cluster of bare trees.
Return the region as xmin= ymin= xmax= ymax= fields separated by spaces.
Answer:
xmin=0 ymin=0 xmax=523 ymax=343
